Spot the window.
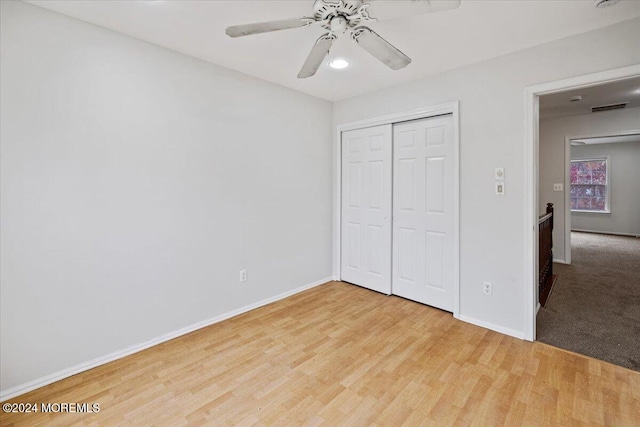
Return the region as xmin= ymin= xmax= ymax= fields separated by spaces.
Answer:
xmin=570 ymin=158 xmax=608 ymax=212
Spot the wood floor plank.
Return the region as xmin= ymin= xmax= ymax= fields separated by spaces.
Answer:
xmin=2 ymin=281 xmax=639 ymax=426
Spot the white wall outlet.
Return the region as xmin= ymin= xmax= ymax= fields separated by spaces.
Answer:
xmin=483 ymin=281 xmax=492 ymax=295
xmin=495 ymin=182 xmax=505 ymax=196
xmin=553 ymin=183 xmax=563 ymax=192
xmin=494 ymin=167 xmax=505 ymax=180
xmin=239 ymin=269 xmax=247 ymax=282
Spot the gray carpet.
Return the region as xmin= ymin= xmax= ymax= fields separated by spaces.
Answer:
xmin=536 ymin=231 xmax=640 ymax=371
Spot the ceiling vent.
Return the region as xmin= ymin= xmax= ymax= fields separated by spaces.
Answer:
xmin=591 ymin=102 xmax=628 ymax=113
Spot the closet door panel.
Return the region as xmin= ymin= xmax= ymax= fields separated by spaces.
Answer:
xmin=341 ymin=125 xmax=392 ymax=294
xmin=392 ymin=115 xmax=454 ymax=311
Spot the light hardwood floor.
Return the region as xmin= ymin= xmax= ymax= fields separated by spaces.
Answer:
xmin=2 ymin=281 xmax=639 ymax=426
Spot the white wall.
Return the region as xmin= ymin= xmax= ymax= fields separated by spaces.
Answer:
xmin=539 ymin=107 xmax=640 ymax=258
xmin=1 ymin=0 xmax=333 ymax=395
xmin=571 ymin=141 xmax=640 ymax=236
xmin=333 ymin=18 xmax=640 ymax=337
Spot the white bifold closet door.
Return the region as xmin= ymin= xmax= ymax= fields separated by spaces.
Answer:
xmin=392 ymin=115 xmax=454 ymax=311
xmin=340 ymin=124 xmax=392 ymax=294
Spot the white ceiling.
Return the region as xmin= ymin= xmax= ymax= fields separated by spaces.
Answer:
xmin=27 ymin=0 xmax=640 ymax=102
xmin=540 ymin=76 xmax=640 ymax=119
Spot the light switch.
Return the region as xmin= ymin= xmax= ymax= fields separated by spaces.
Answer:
xmin=553 ymin=183 xmax=563 ymax=192
xmin=495 ymin=182 xmax=505 ymax=196
xmin=495 ymin=168 xmax=505 ymax=180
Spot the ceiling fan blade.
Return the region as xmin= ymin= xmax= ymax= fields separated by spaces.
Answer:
xmin=352 ymin=27 xmax=411 ymax=70
xmin=226 ymin=17 xmax=315 ymax=38
xmin=368 ymin=0 xmax=461 ymax=21
xmin=297 ymin=34 xmax=336 ymax=79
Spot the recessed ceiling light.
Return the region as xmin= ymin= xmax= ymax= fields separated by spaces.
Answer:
xmin=329 ymin=59 xmax=350 ymax=70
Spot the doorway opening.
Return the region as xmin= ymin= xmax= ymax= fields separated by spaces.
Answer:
xmin=528 ymin=69 xmax=640 ymax=370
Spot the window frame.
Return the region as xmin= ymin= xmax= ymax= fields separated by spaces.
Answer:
xmin=570 ymin=156 xmax=610 ymax=214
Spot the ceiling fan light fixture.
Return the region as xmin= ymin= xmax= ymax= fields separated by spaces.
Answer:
xmin=330 ymin=16 xmax=348 ymax=34
xmin=329 ymin=58 xmax=350 ymax=69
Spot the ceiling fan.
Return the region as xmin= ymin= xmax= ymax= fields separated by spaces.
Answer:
xmin=225 ymin=0 xmax=461 ymax=78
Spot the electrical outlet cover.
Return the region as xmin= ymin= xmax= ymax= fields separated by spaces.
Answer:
xmin=483 ymin=281 xmax=492 ymax=295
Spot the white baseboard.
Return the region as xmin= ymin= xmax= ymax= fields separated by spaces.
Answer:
xmin=571 ymin=228 xmax=640 ymax=238
xmin=0 ymin=276 xmax=332 ymax=402
xmin=457 ymin=315 xmax=525 ymax=340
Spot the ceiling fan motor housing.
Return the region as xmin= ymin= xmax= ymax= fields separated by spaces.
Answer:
xmin=313 ymin=0 xmax=375 ymax=31
xmin=313 ymin=0 xmax=362 ymax=19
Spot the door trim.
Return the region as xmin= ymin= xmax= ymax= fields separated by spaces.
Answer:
xmin=523 ymin=64 xmax=640 ymax=342
xmin=334 ymin=101 xmax=460 ymax=318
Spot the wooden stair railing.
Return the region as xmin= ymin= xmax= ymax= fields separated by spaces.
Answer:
xmin=538 ymin=203 xmax=555 ymax=307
